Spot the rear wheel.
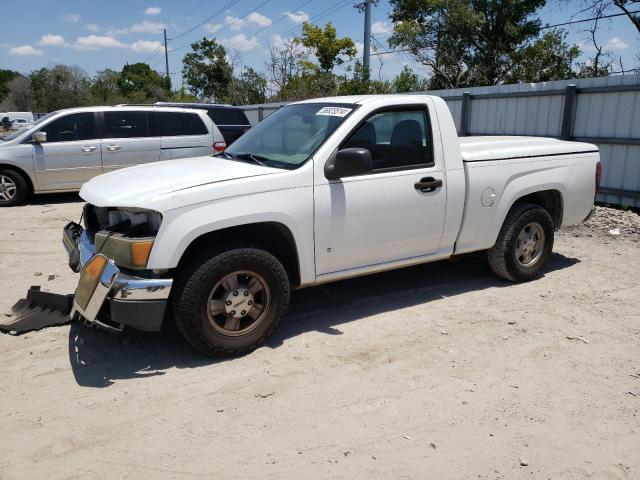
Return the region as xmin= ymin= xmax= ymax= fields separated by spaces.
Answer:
xmin=172 ymin=247 xmax=290 ymax=357
xmin=0 ymin=169 xmax=29 ymax=207
xmin=487 ymin=203 xmax=554 ymax=282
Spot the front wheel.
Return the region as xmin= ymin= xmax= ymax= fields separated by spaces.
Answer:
xmin=0 ymin=169 xmax=29 ymax=207
xmin=487 ymin=203 xmax=554 ymax=282
xmin=171 ymin=247 xmax=290 ymax=357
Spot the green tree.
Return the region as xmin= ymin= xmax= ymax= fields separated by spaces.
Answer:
xmin=2 ymin=76 xmax=33 ymax=111
xmin=389 ymin=0 xmax=571 ymax=88
xmin=265 ymin=38 xmax=306 ymax=99
xmin=225 ymin=67 xmax=267 ymax=105
xmin=0 ymin=69 xmax=19 ymax=103
xmin=296 ymin=22 xmax=357 ymax=72
xmin=91 ymin=68 xmax=126 ymax=104
xmin=338 ymin=60 xmax=393 ymax=95
xmin=169 ymin=84 xmax=199 ymax=103
xmin=118 ymin=63 xmax=168 ymax=102
xmin=182 ymin=37 xmax=233 ymax=101
xmin=392 ymin=66 xmax=425 ymax=93
xmin=29 ymin=65 xmax=91 ymax=111
xmin=507 ymin=30 xmax=581 ymax=83
xmin=338 ymin=61 xmax=370 ymax=95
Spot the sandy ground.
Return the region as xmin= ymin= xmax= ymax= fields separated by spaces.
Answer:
xmin=0 ymin=195 xmax=638 ymax=480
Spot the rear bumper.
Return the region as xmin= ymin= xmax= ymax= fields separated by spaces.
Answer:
xmin=63 ymin=222 xmax=172 ymax=332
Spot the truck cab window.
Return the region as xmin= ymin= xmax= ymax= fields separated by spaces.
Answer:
xmin=344 ymin=109 xmax=432 ymax=170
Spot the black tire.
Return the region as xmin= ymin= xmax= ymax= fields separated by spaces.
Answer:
xmin=171 ymin=247 xmax=290 ymax=357
xmin=0 ymin=169 xmax=30 ymax=207
xmin=487 ymin=202 xmax=554 ymax=282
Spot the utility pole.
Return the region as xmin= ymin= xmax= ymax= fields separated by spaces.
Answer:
xmin=163 ymin=28 xmax=170 ymax=89
xmin=363 ymin=0 xmax=371 ymax=79
xmin=355 ymin=0 xmax=375 ymax=80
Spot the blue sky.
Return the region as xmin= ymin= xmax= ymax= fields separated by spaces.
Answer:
xmin=1 ymin=0 xmax=638 ymax=87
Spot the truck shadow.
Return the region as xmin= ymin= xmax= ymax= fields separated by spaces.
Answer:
xmin=68 ymin=252 xmax=579 ymax=388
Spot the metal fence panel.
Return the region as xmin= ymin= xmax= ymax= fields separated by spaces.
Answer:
xmin=241 ymin=74 xmax=640 ymax=207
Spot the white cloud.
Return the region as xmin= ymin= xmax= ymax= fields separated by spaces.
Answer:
xmin=355 ymin=41 xmax=364 ymax=58
xmin=60 ymin=13 xmax=80 ymax=23
xmin=223 ymin=13 xmax=272 ymax=31
xmin=131 ymin=40 xmax=165 ymax=53
xmin=371 ymin=21 xmax=391 ymax=35
xmin=246 ymin=12 xmax=272 ymax=27
xmin=145 ymin=6 xmax=162 ymax=15
xmin=606 ymin=36 xmax=628 ymax=50
xmin=225 ymin=15 xmax=246 ymax=31
xmin=86 ymin=24 xmax=101 ymax=32
xmin=73 ymin=35 xmax=127 ymax=51
xmin=204 ymin=23 xmax=222 ymax=34
xmin=284 ymin=11 xmax=309 ymax=24
xmin=220 ymin=33 xmax=260 ymax=52
xmin=108 ymin=21 xmax=167 ymax=35
xmin=128 ymin=21 xmax=167 ymax=34
xmin=9 ymin=45 xmax=44 ymax=56
xmin=38 ymin=34 xmax=67 ymax=47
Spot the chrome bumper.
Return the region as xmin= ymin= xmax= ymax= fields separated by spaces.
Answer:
xmin=63 ymin=222 xmax=173 ymax=332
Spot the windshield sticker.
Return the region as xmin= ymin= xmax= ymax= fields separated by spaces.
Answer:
xmin=316 ymin=106 xmax=353 ymax=117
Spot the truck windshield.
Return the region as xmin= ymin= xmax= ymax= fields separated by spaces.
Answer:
xmin=223 ymin=103 xmax=357 ymax=169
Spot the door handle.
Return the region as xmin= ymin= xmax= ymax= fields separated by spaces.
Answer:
xmin=81 ymin=145 xmax=97 ymax=152
xmin=106 ymin=144 xmax=121 ymax=151
xmin=414 ymin=177 xmax=443 ymax=193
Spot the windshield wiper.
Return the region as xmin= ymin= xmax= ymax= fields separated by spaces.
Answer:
xmin=231 ymin=153 xmax=270 ymax=167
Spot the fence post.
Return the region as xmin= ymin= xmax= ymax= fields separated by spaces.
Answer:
xmin=460 ymin=92 xmax=471 ymax=136
xmin=258 ymin=107 xmax=264 ymax=122
xmin=561 ymin=84 xmax=577 ymax=140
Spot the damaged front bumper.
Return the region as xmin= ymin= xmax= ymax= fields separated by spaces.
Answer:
xmin=63 ymin=222 xmax=172 ymax=332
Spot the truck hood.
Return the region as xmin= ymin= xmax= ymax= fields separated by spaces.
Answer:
xmin=80 ymin=156 xmax=284 ymax=208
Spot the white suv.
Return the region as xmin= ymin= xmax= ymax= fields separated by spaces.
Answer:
xmin=0 ymin=106 xmax=222 ymax=206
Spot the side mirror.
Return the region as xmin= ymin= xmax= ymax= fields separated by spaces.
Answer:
xmin=324 ymin=148 xmax=373 ymax=180
xmin=32 ymin=131 xmax=47 ymax=143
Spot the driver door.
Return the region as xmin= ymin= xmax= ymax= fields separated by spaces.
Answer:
xmin=314 ymin=106 xmax=447 ymax=276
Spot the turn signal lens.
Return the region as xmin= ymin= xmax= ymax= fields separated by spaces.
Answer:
xmin=131 ymin=241 xmax=154 ymax=268
xmin=84 ymin=255 xmax=107 ymax=280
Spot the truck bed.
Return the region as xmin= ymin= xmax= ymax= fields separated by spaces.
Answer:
xmin=459 ymin=136 xmax=598 ymax=162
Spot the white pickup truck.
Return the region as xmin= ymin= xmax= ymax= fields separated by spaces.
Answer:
xmin=63 ymin=95 xmax=601 ymax=356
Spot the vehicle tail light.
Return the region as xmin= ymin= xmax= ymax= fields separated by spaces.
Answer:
xmin=213 ymin=141 xmax=226 ymax=153
xmin=595 ymin=161 xmax=602 ymax=196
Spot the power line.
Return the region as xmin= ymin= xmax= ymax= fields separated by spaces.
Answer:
xmin=168 ymin=0 xmax=243 ymax=41
xmin=243 ymin=0 xmax=315 ymax=41
xmin=240 ymin=0 xmax=354 ymax=57
xmin=140 ymin=0 xmax=241 ymax=64
xmin=369 ymin=9 xmax=640 ymax=57
xmin=142 ymin=45 xmax=164 ymax=64
xmin=540 ymin=8 xmax=640 ymax=29
xmin=172 ymin=0 xmax=275 ymax=52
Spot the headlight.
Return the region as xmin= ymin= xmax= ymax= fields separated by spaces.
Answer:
xmin=106 ymin=209 xmax=162 ymax=233
xmin=93 ymin=208 xmax=162 ymax=270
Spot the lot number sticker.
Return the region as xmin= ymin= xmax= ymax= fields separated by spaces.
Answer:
xmin=316 ymin=106 xmax=353 ymax=117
